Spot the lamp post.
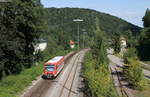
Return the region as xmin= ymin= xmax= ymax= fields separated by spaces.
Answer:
xmin=73 ymin=19 xmax=83 ymax=50
xmin=83 ymin=32 xmax=87 ymax=48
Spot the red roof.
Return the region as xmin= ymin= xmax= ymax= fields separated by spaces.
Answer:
xmin=70 ymin=40 xmax=75 ymax=45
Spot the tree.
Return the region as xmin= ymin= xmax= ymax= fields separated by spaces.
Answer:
xmin=44 ymin=8 xmax=141 ymax=50
xmin=123 ymin=30 xmax=138 ymax=48
xmin=0 ymin=0 xmax=45 ymax=78
xmin=111 ymin=32 xmax=121 ymax=53
xmin=91 ymin=17 xmax=107 ymax=69
xmin=138 ymin=28 xmax=150 ymax=60
xmin=143 ymin=8 xmax=150 ymax=28
xmin=138 ymin=9 xmax=150 ymax=60
xmin=14 ymin=0 xmax=45 ymax=68
xmin=123 ymin=58 xmax=143 ymax=88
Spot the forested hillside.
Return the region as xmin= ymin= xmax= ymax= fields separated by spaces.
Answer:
xmin=43 ymin=8 xmax=141 ymax=49
xmin=0 ymin=4 xmax=141 ymax=79
xmin=0 ymin=1 xmax=144 ymax=96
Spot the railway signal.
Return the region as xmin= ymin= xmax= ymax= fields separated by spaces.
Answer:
xmin=70 ymin=40 xmax=75 ymax=48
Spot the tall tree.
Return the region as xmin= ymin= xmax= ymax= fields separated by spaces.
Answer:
xmin=111 ymin=32 xmax=121 ymax=53
xmin=13 ymin=0 xmax=45 ymax=68
xmin=138 ymin=28 xmax=150 ymax=60
xmin=0 ymin=0 xmax=45 ymax=78
xmin=143 ymin=8 xmax=150 ymax=28
xmin=91 ymin=17 xmax=107 ymax=69
xmin=138 ymin=8 xmax=150 ymax=60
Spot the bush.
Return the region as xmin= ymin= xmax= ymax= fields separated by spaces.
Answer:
xmin=123 ymin=48 xmax=137 ymax=64
xmin=136 ymin=80 xmax=149 ymax=90
xmin=123 ymin=58 xmax=144 ymax=88
xmin=0 ymin=62 xmax=43 ymax=97
xmin=83 ymin=52 xmax=118 ymax=97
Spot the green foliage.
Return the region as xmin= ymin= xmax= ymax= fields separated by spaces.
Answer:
xmin=123 ymin=48 xmax=137 ymax=64
xmin=111 ymin=32 xmax=121 ymax=53
xmin=83 ymin=18 xmax=117 ymax=96
xmin=0 ymin=6 xmax=141 ymax=79
xmin=123 ymin=58 xmax=144 ymax=89
xmin=0 ymin=49 xmax=69 ymax=97
xmin=0 ymin=63 xmax=43 ymax=97
xmin=44 ymin=8 xmax=141 ymax=49
xmin=91 ymin=17 xmax=108 ymax=68
xmin=138 ymin=8 xmax=150 ymax=61
xmin=123 ymin=47 xmax=147 ymax=90
xmin=123 ymin=30 xmax=138 ymax=47
xmin=143 ymin=8 xmax=150 ymax=28
xmin=0 ymin=0 xmax=45 ymax=78
xmin=83 ymin=52 xmax=118 ymax=97
xmin=138 ymin=28 xmax=150 ymax=61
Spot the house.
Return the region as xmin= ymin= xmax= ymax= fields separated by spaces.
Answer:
xmin=34 ymin=39 xmax=47 ymax=54
xmin=120 ymin=37 xmax=127 ymax=55
xmin=120 ymin=37 xmax=127 ymax=48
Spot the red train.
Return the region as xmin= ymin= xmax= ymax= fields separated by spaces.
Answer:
xmin=43 ymin=56 xmax=64 ymax=78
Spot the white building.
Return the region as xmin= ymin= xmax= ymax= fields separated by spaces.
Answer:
xmin=120 ymin=37 xmax=127 ymax=55
xmin=34 ymin=39 xmax=47 ymax=54
xmin=120 ymin=37 xmax=127 ymax=48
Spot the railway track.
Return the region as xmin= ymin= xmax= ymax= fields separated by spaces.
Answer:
xmin=109 ymin=62 xmax=134 ymax=97
xmin=29 ymin=80 xmax=52 ymax=97
xmin=58 ymin=52 xmax=82 ymax=97
xmin=21 ymin=50 xmax=87 ymax=97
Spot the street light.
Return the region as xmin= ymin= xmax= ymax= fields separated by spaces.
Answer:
xmin=83 ymin=32 xmax=87 ymax=48
xmin=73 ymin=19 xmax=83 ymax=50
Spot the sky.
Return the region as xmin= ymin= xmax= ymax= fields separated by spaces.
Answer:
xmin=41 ymin=0 xmax=150 ymax=27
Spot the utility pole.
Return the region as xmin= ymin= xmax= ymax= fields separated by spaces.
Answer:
xmin=73 ymin=19 xmax=83 ymax=50
xmin=83 ymin=32 xmax=87 ymax=48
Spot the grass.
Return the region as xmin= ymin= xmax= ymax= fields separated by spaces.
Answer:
xmin=0 ymin=50 xmax=70 ymax=97
xmin=0 ymin=63 xmax=43 ymax=97
xmin=133 ymin=79 xmax=150 ymax=97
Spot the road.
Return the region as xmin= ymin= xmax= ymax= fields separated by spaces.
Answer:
xmin=20 ymin=49 xmax=88 ymax=97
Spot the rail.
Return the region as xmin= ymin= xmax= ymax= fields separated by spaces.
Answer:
xmin=58 ymin=52 xmax=82 ymax=97
xmin=110 ymin=61 xmax=133 ymax=97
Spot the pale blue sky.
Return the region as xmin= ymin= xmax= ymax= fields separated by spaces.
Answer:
xmin=41 ymin=0 xmax=150 ymax=27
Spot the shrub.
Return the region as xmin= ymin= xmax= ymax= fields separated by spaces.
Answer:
xmin=123 ymin=48 xmax=137 ymax=64
xmin=83 ymin=52 xmax=118 ymax=97
xmin=123 ymin=58 xmax=144 ymax=88
xmin=136 ymin=80 xmax=149 ymax=90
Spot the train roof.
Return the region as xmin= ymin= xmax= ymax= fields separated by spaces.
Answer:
xmin=47 ymin=56 xmax=63 ymax=63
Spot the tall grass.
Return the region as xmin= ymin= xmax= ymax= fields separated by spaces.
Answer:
xmin=123 ymin=48 xmax=148 ymax=90
xmin=0 ymin=63 xmax=43 ymax=97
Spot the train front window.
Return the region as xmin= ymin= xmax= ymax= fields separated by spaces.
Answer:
xmin=45 ymin=65 xmax=55 ymax=72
